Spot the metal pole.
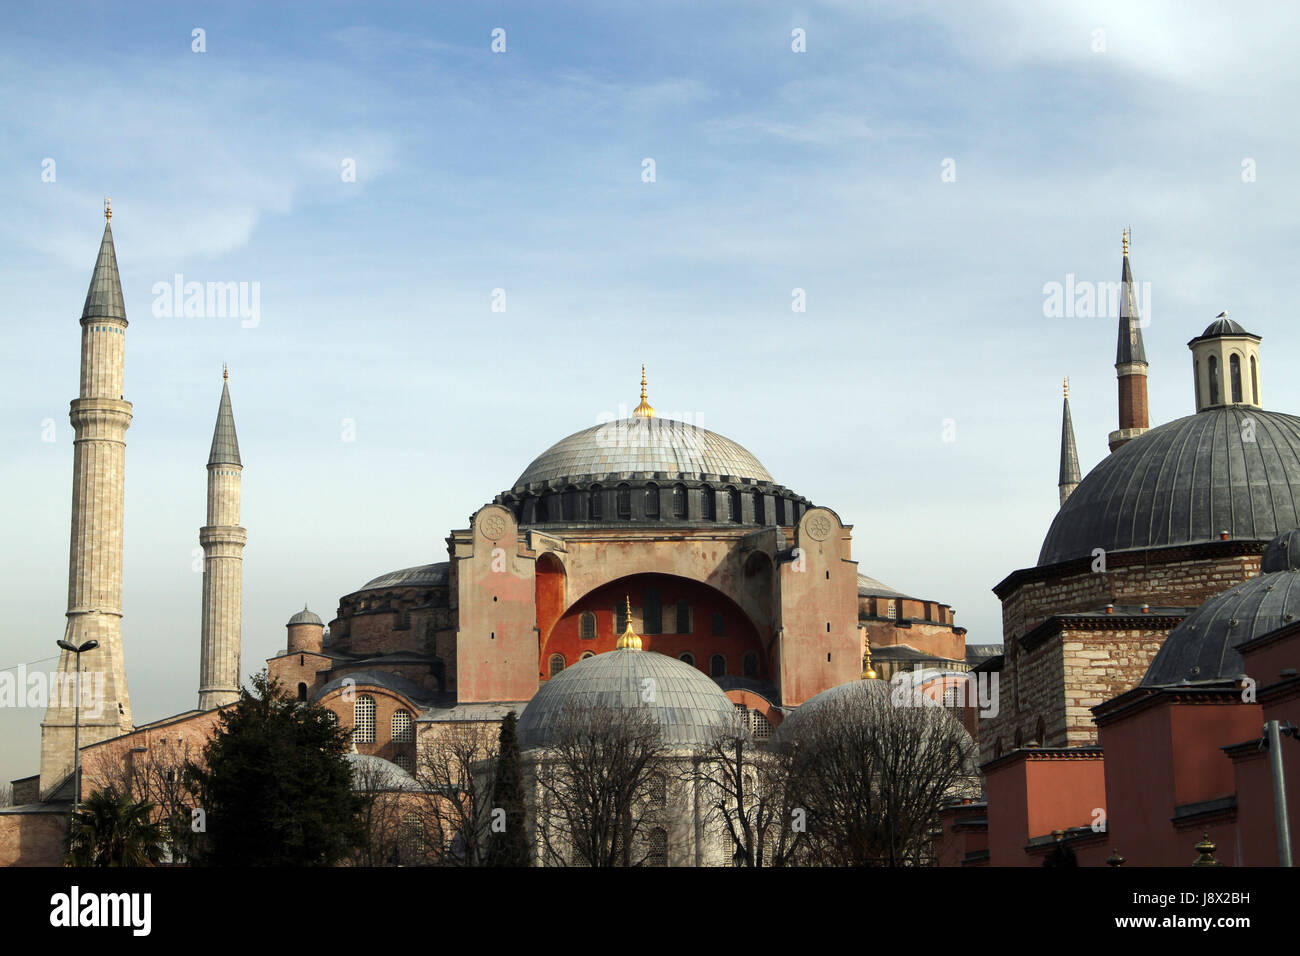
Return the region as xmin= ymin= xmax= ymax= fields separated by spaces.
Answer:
xmin=72 ymin=650 xmax=81 ymax=828
xmin=1267 ymin=721 xmax=1292 ymax=866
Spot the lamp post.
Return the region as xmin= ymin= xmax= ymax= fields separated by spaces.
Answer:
xmin=56 ymin=638 xmax=99 ymax=845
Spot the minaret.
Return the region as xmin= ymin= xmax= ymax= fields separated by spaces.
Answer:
xmin=1108 ymin=229 xmax=1150 ymax=452
xmin=1059 ymin=378 xmax=1081 ymax=506
xmin=40 ymin=200 xmax=135 ymax=796
xmin=198 ymin=367 xmax=246 ymax=709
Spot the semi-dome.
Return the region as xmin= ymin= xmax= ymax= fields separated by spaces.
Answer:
xmin=1039 ymin=406 xmax=1300 ymax=566
xmin=517 ymin=648 xmax=737 ymax=750
xmin=512 ymin=417 xmax=773 ymax=488
xmin=1143 ymin=529 xmax=1300 ymax=687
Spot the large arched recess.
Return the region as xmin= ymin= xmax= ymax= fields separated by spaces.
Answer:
xmin=535 ymin=553 xmax=566 ymax=648
xmin=538 ymin=572 xmax=768 ymax=682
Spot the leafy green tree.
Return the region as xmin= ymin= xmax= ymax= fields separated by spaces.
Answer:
xmin=485 ymin=711 xmax=529 ymax=866
xmin=66 ymin=789 xmax=168 ymax=866
xmin=186 ymin=671 xmax=366 ymax=866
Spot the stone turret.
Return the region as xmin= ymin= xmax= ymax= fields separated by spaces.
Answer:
xmin=40 ymin=201 xmax=136 ymax=797
xmin=287 ymin=606 xmax=324 ymax=654
xmin=198 ymin=368 xmax=246 ymax=710
xmin=1188 ymin=312 xmax=1261 ymax=411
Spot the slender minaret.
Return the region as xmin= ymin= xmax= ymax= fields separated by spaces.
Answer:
xmin=1059 ymin=378 xmax=1081 ymax=506
xmin=40 ymin=200 xmax=135 ymax=796
xmin=1108 ymin=229 xmax=1150 ymax=452
xmin=198 ymin=367 xmax=246 ymax=709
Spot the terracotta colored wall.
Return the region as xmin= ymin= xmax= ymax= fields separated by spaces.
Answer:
xmin=984 ymin=753 xmax=1105 ymax=866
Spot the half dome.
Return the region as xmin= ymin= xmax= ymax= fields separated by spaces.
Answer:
xmin=517 ymin=648 xmax=737 ymax=750
xmin=1039 ymin=407 xmax=1300 ymax=566
xmin=512 ymin=417 xmax=773 ymax=488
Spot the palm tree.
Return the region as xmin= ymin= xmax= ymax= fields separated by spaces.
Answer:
xmin=67 ymin=789 xmax=168 ymax=866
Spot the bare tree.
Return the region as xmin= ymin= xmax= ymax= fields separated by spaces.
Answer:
xmin=787 ymin=689 xmax=978 ymax=866
xmin=82 ymin=740 xmax=203 ymax=864
xmin=410 ymin=721 xmax=498 ymax=866
xmin=534 ymin=700 xmax=671 ymax=867
xmin=0 ymin=781 xmax=12 ymax=808
xmin=348 ymin=757 xmax=425 ymax=866
xmin=691 ymin=712 xmax=807 ymax=867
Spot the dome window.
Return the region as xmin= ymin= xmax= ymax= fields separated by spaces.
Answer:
xmin=672 ymin=484 xmax=686 ymax=518
xmin=392 ymin=709 xmax=414 ymax=743
xmin=1208 ymin=355 xmax=1220 ymax=404
xmin=1230 ymin=353 xmax=1243 ymax=403
xmin=617 ymin=483 xmax=631 ymax=519
xmin=589 ymin=484 xmax=602 ymax=520
xmin=701 ymin=485 xmax=716 ymax=520
xmin=1252 ymin=355 xmax=1259 ymax=403
xmin=752 ymin=490 xmax=765 ymax=525
xmin=645 ymin=483 xmax=660 ymax=519
xmin=728 ymin=487 xmax=742 ymax=523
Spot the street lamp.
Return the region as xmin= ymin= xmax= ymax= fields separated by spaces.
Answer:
xmin=56 ymin=638 xmax=99 ymax=845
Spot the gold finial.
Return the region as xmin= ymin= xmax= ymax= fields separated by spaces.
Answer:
xmin=1063 ymin=376 xmax=1069 ymax=399
xmin=633 ymin=364 xmax=655 ymax=419
xmin=104 ymin=196 xmax=112 ymax=222
xmin=860 ymin=635 xmax=878 ymax=680
xmin=223 ymin=363 xmax=228 ymax=382
xmin=616 ymin=595 xmax=643 ymax=650
xmin=1122 ymin=227 xmax=1129 ymax=257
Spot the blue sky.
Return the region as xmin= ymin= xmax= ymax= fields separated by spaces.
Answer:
xmin=3 ymin=0 xmax=1300 ymax=783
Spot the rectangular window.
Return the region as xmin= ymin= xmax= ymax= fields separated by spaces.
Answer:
xmin=711 ymin=612 xmax=724 ymax=636
xmin=676 ymin=600 xmax=690 ymax=634
xmin=644 ymin=589 xmax=662 ymax=634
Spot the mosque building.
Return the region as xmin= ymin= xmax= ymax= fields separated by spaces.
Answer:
xmin=939 ymin=233 xmax=1300 ymax=866
xmin=1 ymin=211 xmax=982 ymax=865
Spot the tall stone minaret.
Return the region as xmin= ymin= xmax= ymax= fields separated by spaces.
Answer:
xmin=1058 ymin=378 xmax=1081 ymax=506
xmin=198 ymin=368 xmax=245 ymax=710
xmin=1108 ymin=229 xmax=1150 ymax=452
xmin=40 ymin=201 xmax=135 ymax=797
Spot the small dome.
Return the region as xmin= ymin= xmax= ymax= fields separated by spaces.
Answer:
xmin=1039 ymin=407 xmax=1300 ymax=566
xmin=1198 ymin=315 xmax=1249 ymax=339
xmin=773 ymin=677 xmax=974 ymax=752
xmin=517 ymin=649 xmax=737 ymax=750
xmin=513 ymin=418 xmax=773 ymax=488
xmin=359 ymin=562 xmax=449 ymax=591
xmin=1143 ymin=530 xmax=1300 ymax=686
xmin=345 ymin=753 xmax=420 ymax=792
xmin=856 ymin=573 xmax=914 ymax=600
xmin=288 ymin=606 xmax=322 ymax=626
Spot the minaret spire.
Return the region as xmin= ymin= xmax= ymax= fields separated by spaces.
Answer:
xmin=199 ymin=369 xmax=246 ymax=709
xmin=1109 ymin=229 xmax=1150 ymax=452
xmin=633 ymin=365 xmax=655 ymax=419
xmin=1059 ymin=378 xmax=1081 ymax=506
xmin=41 ymin=212 xmax=135 ymax=796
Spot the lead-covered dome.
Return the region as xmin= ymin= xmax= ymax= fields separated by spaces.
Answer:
xmin=513 ymin=417 xmax=773 ymax=487
xmin=1039 ymin=407 xmax=1300 ymax=566
xmin=517 ymin=648 xmax=737 ymax=750
xmin=1143 ymin=529 xmax=1300 ymax=686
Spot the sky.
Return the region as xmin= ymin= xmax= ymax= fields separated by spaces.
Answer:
xmin=3 ymin=0 xmax=1300 ymax=785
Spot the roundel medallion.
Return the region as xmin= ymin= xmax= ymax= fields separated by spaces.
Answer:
xmin=480 ymin=510 xmax=508 ymax=541
xmin=805 ymin=510 xmax=834 ymax=541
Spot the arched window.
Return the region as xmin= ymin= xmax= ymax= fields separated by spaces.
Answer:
xmin=580 ymin=650 xmax=595 ymax=660
xmin=648 ymin=827 xmax=668 ymax=867
xmin=1252 ymin=355 xmax=1259 ymax=403
xmin=392 ymin=709 xmax=414 ymax=743
xmin=643 ymin=589 xmax=662 ymax=634
xmin=749 ymin=709 xmax=772 ymax=739
xmin=536 ymin=493 xmax=549 ymax=522
xmin=1195 ymin=357 xmax=1201 ymax=407
xmin=645 ymin=483 xmax=659 ymax=519
xmin=563 ymin=486 xmax=578 ymax=521
xmin=1208 ymin=355 xmax=1220 ymax=405
xmin=752 ymin=490 xmax=765 ymax=526
xmin=710 ymin=654 xmax=726 ymax=678
xmin=589 ymin=485 xmax=602 ymax=520
xmin=617 ymin=483 xmax=631 ymax=519
xmin=354 ymin=695 xmax=376 ymax=743
xmin=1230 ymin=353 xmax=1243 ymax=403
xmin=580 ymin=611 xmax=597 ymax=640
xmin=679 ymin=652 xmax=695 ymax=667
xmin=676 ymin=599 xmax=690 ymax=634
xmin=297 ymin=682 xmax=307 ymax=702
xmin=672 ymin=483 xmax=686 ymax=518
xmin=701 ymin=485 xmax=715 ymax=520
xmin=649 ymin=773 xmax=667 ymax=805
xmin=775 ymin=495 xmax=787 ymax=525
xmin=742 ymin=651 xmax=758 ymax=678
xmin=548 ymin=654 xmax=565 ymax=678
xmin=728 ymin=487 xmax=742 ymax=523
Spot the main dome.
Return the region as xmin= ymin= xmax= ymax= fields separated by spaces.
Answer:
xmin=1039 ymin=406 xmax=1300 ymax=566
xmin=517 ymin=648 xmax=738 ymax=750
xmin=512 ymin=417 xmax=773 ymax=488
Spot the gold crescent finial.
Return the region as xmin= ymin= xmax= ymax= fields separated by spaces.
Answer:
xmin=616 ymin=595 xmax=643 ymax=650
xmin=105 ymin=197 xmax=112 ymax=222
xmin=1122 ymin=227 xmax=1129 ymax=257
xmin=860 ymin=634 xmax=878 ymax=680
xmin=1063 ymin=376 xmax=1069 ymax=398
xmin=633 ymin=365 xmax=655 ymax=419
xmin=223 ymin=363 xmax=229 ymax=382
